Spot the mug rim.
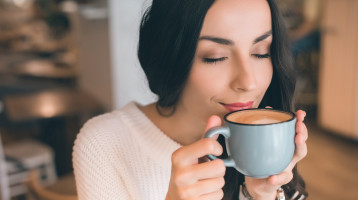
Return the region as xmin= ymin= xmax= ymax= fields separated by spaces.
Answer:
xmin=224 ymin=108 xmax=296 ymax=126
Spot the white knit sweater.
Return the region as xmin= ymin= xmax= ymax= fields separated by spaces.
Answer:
xmin=73 ymin=102 xmax=181 ymax=200
xmin=73 ymin=102 xmax=254 ymax=200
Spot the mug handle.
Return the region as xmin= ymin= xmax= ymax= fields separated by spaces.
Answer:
xmin=204 ymin=126 xmax=235 ymax=167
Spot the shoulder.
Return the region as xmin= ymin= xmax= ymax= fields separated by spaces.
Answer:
xmin=73 ymin=102 xmax=140 ymax=159
xmin=79 ymin=101 xmax=140 ymax=135
xmin=76 ymin=110 xmax=125 ymax=143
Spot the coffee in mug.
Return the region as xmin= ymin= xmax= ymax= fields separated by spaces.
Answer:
xmin=205 ymin=108 xmax=296 ymax=178
xmin=226 ymin=109 xmax=293 ymax=124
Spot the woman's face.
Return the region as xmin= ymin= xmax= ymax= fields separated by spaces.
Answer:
xmin=178 ymin=0 xmax=273 ymax=120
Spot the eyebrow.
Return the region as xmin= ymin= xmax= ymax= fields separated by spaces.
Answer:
xmin=253 ymin=30 xmax=272 ymax=44
xmin=198 ymin=36 xmax=234 ymax=45
xmin=198 ymin=30 xmax=273 ymax=46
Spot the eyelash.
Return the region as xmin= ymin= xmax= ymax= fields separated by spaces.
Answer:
xmin=253 ymin=53 xmax=271 ymax=59
xmin=202 ymin=53 xmax=270 ymax=64
xmin=202 ymin=57 xmax=228 ymax=64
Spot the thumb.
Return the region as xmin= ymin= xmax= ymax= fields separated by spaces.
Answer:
xmin=203 ymin=115 xmax=222 ymax=139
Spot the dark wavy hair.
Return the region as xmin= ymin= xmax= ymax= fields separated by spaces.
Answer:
xmin=138 ymin=0 xmax=307 ymax=199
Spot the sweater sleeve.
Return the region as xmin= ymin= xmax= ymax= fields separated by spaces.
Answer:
xmin=72 ymin=119 xmax=133 ymax=200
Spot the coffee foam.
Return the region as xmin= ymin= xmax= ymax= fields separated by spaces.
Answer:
xmin=226 ymin=109 xmax=292 ymax=125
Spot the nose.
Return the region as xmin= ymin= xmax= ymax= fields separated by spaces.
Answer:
xmin=230 ymin=59 xmax=257 ymax=92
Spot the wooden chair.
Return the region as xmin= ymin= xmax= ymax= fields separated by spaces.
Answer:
xmin=0 ymin=134 xmax=58 ymax=200
xmin=27 ymin=170 xmax=77 ymax=200
xmin=0 ymin=101 xmax=58 ymax=199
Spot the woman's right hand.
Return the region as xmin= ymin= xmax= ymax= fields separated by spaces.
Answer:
xmin=165 ymin=116 xmax=226 ymax=200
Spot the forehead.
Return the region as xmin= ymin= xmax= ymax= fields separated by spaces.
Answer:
xmin=200 ymin=0 xmax=272 ymax=43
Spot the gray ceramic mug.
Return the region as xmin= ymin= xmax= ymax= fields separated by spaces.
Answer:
xmin=205 ymin=108 xmax=296 ymax=178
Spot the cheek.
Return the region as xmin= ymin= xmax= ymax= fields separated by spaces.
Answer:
xmin=255 ymin=61 xmax=273 ymax=92
xmin=188 ymin=63 xmax=228 ymax=98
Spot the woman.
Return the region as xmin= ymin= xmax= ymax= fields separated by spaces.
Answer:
xmin=73 ymin=0 xmax=309 ymax=199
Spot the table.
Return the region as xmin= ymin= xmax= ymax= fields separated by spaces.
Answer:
xmin=3 ymin=88 xmax=104 ymax=175
xmin=3 ymin=88 xmax=101 ymax=122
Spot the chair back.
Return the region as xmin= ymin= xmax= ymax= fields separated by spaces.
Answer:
xmin=27 ymin=171 xmax=77 ymax=200
xmin=0 ymin=134 xmax=10 ymax=200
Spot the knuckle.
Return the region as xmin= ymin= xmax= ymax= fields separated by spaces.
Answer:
xmin=202 ymin=139 xmax=222 ymax=155
xmin=218 ymin=189 xmax=224 ymax=199
xmin=218 ymin=177 xmax=225 ymax=188
xmin=288 ymin=170 xmax=293 ymax=178
xmin=171 ymin=150 xmax=179 ymax=161
xmin=178 ymin=192 xmax=187 ymax=199
xmin=298 ymin=145 xmax=308 ymax=158
xmin=302 ymin=148 xmax=308 ymax=158
xmin=289 ymin=172 xmax=294 ymax=181
xmin=202 ymin=139 xmax=216 ymax=152
xmin=180 ymin=187 xmax=194 ymax=199
xmin=173 ymin=168 xmax=189 ymax=186
xmin=304 ymin=132 xmax=309 ymax=141
xmin=213 ymin=159 xmax=226 ymax=175
xmin=177 ymin=189 xmax=188 ymax=200
xmin=284 ymin=172 xmax=294 ymax=184
xmin=213 ymin=189 xmax=224 ymax=199
xmin=171 ymin=149 xmax=183 ymax=165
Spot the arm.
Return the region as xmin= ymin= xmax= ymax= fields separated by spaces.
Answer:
xmin=73 ymin=124 xmax=135 ymax=200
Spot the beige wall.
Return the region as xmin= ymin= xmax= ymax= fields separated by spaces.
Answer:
xmin=77 ymin=10 xmax=113 ymax=110
xmin=318 ymin=0 xmax=358 ymax=139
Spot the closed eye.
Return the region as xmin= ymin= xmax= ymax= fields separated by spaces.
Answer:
xmin=202 ymin=57 xmax=228 ymax=64
xmin=253 ymin=54 xmax=270 ymax=59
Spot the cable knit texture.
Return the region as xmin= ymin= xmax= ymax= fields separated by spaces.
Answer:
xmin=73 ymin=102 xmax=181 ymax=200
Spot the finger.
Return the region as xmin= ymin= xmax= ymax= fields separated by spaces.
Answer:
xmin=180 ymin=159 xmax=226 ymax=182
xmin=185 ymin=177 xmax=225 ymax=198
xmin=280 ymin=122 xmax=309 ymax=172
xmin=204 ymin=115 xmax=222 ymax=132
xmin=286 ymin=139 xmax=308 ymax=170
xmin=172 ymin=138 xmax=223 ymax=167
xmin=293 ymin=121 xmax=308 ymax=160
xmin=203 ymin=115 xmax=222 ymax=140
xmin=295 ymin=110 xmax=306 ymax=122
xmin=296 ymin=121 xmax=308 ymax=142
xmin=293 ymin=139 xmax=308 ymax=163
xmin=268 ymin=170 xmax=293 ymax=186
xmin=199 ymin=190 xmax=224 ymax=200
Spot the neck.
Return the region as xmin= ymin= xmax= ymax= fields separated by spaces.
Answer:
xmin=139 ymin=103 xmax=206 ymax=146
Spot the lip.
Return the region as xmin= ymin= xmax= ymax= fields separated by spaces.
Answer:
xmin=221 ymin=101 xmax=254 ymax=112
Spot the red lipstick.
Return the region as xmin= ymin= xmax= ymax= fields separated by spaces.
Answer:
xmin=221 ymin=101 xmax=254 ymax=112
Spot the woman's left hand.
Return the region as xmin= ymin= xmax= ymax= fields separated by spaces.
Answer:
xmin=244 ymin=110 xmax=308 ymax=200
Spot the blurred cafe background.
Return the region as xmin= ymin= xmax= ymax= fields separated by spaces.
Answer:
xmin=0 ymin=0 xmax=357 ymax=199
